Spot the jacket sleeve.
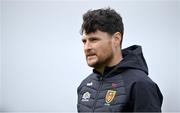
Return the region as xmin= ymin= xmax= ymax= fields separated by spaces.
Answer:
xmin=131 ymin=80 xmax=163 ymax=112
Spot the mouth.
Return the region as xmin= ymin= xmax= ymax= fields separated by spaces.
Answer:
xmin=86 ymin=54 xmax=96 ymax=59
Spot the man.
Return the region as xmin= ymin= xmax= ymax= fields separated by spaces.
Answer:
xmin=77 ymin=8 xmax=163 ymax=112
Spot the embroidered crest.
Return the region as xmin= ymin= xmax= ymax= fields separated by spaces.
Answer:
xmin=112 ymin=83 xmax=118 ymax=88
xmin=105 ymin=90 xmax=116 ymax=104
xmin=81 ymin=92 xmax=91 ymax=101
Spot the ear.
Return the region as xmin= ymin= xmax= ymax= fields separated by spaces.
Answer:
xmin=112 ymin=32 xmax=121 ymax=47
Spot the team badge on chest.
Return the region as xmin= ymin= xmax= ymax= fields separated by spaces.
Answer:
xmin=105 ymin=90 xmax=116 ymax=104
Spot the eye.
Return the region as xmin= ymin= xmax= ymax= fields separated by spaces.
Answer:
xmin=82 ymin=39 xmax=86 ymax=44
xmin=89 ymin=38 xmax=98 ymax=42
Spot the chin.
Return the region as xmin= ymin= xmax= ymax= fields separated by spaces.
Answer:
xmin=87 ymin=61 xmax=98 ymax=68
xmin=87 ymin=63 xmax=96 ymax=67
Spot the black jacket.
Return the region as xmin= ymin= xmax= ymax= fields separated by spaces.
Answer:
xmin=77 ymin=45 xmax=163 ymax=112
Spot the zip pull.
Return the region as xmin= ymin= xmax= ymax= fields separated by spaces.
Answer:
xmin=99 ymin=76 xmax=103 ymax=81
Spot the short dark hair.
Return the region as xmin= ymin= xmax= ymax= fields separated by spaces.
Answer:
xmin=80 ymin=7 xmax=124 ymax=46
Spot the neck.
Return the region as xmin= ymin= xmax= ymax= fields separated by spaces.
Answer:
xmin=95 ymin=67 xmax=104 ymax=75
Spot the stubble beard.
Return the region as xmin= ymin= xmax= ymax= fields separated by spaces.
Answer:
xmin=87 ymin=51 xmax=114 ymax=69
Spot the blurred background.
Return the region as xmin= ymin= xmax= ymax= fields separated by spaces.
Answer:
xmin=0 ymin=0 xmax=180 ymax=112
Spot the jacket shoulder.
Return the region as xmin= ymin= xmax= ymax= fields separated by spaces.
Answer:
xmin=77 ymin=73 xmax=97 ymax=93
xmin=121 ymin=69 xmax=163 ymax=112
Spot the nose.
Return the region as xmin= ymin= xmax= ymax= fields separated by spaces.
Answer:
xmin=84 ymin=41 xmax=92 ymax=51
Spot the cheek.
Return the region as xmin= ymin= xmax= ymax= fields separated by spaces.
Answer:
xmin=99 ymin=44 xmax=113 ymax=56
xmin=95 ymin=41 xmax=113 ymax=55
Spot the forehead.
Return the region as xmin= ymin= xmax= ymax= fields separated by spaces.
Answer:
xmin=82 ymin=30 xmax=110 ymax=39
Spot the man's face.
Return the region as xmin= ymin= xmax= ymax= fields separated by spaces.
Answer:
xmin=82 ymin=30 xmax=115 ymax=68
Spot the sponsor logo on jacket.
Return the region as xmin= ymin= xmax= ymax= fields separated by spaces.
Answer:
xmin=81 ymin=92 xmax=91 ymax=102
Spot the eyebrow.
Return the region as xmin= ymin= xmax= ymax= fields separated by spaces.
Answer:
xmin=82 ymin=36 xmax=99 ymax=39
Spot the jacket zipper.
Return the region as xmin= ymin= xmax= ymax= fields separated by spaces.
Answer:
xmin=92 ymin=76 xmax=103 ymax=112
